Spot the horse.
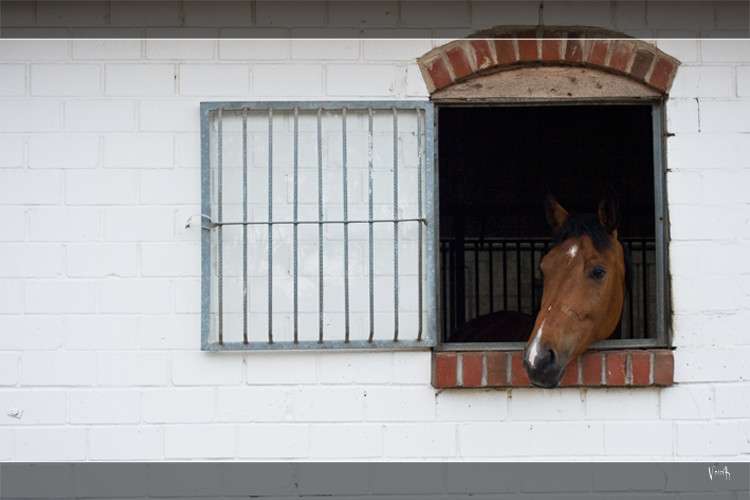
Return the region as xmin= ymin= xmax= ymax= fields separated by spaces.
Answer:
xmin=449 ymin=310 xmax=535 ymax=343
xmin=523 ymin=190 xmax=630 ymax=388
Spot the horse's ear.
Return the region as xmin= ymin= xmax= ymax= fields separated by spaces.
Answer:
xmin=598 ymin=188 xmax=620 ymax=235
xmin=544 ymin=190 xmax=569 ymax=231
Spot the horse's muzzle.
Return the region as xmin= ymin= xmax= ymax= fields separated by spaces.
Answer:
xmin=522 ymin=348 xmax=567 ymax=389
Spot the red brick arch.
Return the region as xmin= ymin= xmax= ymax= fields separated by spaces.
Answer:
xmin=417 ymin=26 xmax=680 ymax=96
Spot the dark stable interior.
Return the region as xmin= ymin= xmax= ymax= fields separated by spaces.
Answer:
xmin=438 ymin=104 xmax=656 ymax=341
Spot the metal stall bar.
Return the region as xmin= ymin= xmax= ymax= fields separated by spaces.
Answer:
xmin=440 ymin=242 xmax=449 ymax=338
xmin=342 ymin=108 xmax=350 ymax=343
xmin=515 ymin=242 xmax=522 ymax=311
xmin=488 ymin=242 xmax=494 ymax=313
xmin=641 ymin=237 xmax=649 ymax=340
xmin=392 ymin=107 xmax=399 ymax=341
xmin=627 ymin=241 xmax=635 ymax=339
xmin=217 ymin=107 xmax=224 ymax=345
xmin=367 ymin=107 xmax=375 ymax=342
xmin=474 ymin=242 xmax=480 ymax=318
xmin=242 ymin=108 xmax=249 ymax=344
xmin=502 ymin=240 xmax=508 ymax=311
xmin=267 ymin=108 xmax=274 ymax=344
xmin=317 ymin=107 xmax=324 ymax=343
xmin=530 ymin=241 xmax=537 ymax=313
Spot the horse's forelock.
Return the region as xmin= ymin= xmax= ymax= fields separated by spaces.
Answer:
xmin=552 ymin=213 xmax=612 ymax=253
xmin=551 ymin=212 xmax=632 ymax=293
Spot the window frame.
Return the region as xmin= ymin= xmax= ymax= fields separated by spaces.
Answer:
xmin=199 ymin=100 xmax=438 ymax=351
xmin=433 ymin=98 xmax=671 ymax=352
xmin=198 ymin=97 xmax=671 ymax=353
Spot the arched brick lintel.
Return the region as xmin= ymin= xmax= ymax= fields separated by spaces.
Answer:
xmin=417 ymin=26 xmax=680 ymax=96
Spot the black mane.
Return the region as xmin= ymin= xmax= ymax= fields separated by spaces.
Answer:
xmin=551 ymin=212 xmax=633 ymax=293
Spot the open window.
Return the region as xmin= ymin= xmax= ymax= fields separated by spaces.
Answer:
xmin=438 ymin=102 xmax=669 ymax=349
xmin=420 ymin=30 xmax=678 ymax=387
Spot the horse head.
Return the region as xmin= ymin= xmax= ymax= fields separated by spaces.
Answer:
xmin=523 ymin=190 xmax=628 ymax=388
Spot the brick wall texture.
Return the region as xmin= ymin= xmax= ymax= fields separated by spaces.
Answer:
xmin=1 ymin=1 xmax=749 ymax=461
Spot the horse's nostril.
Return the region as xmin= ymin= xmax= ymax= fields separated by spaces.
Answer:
xmin=547 ymin=349 xmax=556 ymax=365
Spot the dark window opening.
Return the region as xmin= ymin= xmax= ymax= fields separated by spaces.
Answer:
xmin=438 ymin=104 xmax=661 ymax=345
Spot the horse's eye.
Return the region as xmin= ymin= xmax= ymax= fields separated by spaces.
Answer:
xmin=589 ymin=266 xmax=607 ymax=280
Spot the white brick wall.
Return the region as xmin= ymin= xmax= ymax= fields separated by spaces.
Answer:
xmin=1 ymin=3 xmax=749 ymax=462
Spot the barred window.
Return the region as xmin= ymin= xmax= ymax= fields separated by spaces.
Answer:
xmin=198 ymin=102 xmax=436 ymax=350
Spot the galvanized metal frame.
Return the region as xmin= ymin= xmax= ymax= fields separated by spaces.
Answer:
xmin=200 ymin=101 xmax=436 ymax=351
xmin=651 ymin=100 xmax=671 ymax=348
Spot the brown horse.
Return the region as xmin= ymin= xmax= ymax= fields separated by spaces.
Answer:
xmin=523 ymin=190 xmax=629 ymax=388
xmin=449 ymin=310 xmax=535 ymax=343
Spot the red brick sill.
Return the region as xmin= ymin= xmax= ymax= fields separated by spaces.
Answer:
xmin=433 ymin=349 xmax=674 ymax=389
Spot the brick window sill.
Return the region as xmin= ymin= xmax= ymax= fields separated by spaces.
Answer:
xmin=433 ymin=349 xmax=674 ymax=389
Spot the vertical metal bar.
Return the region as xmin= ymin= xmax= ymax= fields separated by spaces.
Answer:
xmin=424 ymin=102 xmax=437 ymax=346
xmin=267 ymin=107 xmax=274 ymax=344
xmin=530 ymin=241 xmax=536 ymax=313
xmin=488 ymin=241 xmax=494 ymax=313
xmin=502 ymin=240 xmax=508 ymax=311
xmin=473 ymin=241 xmax=480 ymax=319
xmin=516 ymin=241 xmax=522 ymax=312
xmin=392 ymin=107 xmax=399 ymax=341
xmin=449 ymin=240 xmax=458 ymax=334
xmin=342 ymin=108 xmax=350 ymax=343
xmin=416 ymin=108 xmax=424 ymax=341
xmin=293 ymin=106 xmax=299 ymax=344
xmin=627 ymin=240 xmax=635 ymax=339
xmin=652 ymin=102 xmax=668 ymax=345
xmin=217 ymin=107 xmax=224 ymax=345
xmin=440 ymin=242 xmax=447 ymax=338
xmin=641 ymin=238 xmax=649 ymax=339
xmin=317 ymin=107 xmax=324 ymax=344
xmin=242 ymin=108 xmax=249 ymax=344
xmin=200 ymin=103 xmax=212 ymax=350
xmin=367 ymin=107 xmax=375 ymax=342
xmin=454 ymin=220 xmax=465 ymax=328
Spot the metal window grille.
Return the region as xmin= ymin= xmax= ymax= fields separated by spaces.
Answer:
xmin=199 ymin=101 xmax=436 ymax=351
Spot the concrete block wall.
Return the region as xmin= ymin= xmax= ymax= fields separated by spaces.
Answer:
xmin=1 ymin=2 xmax=749 ymax=461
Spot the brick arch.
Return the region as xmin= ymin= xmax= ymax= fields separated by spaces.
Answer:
xmin=417 ymin=26 xmax=680 ymax=96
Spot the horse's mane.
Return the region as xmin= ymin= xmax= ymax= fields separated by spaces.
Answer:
xmin=552 ymin=213 xmax=633 ymax=293
xmin=552 ymin=213 xmax=611 ymax=253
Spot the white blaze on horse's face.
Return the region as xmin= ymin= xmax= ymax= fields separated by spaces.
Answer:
xmin=525 ymin=321 xmax=545 ymax=370
xmin=567 ymin=244 xmax=579 ymax=260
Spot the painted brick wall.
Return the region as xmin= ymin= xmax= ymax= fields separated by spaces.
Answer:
xmin=1 ymin=2 xmax=749 ymax=461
